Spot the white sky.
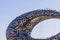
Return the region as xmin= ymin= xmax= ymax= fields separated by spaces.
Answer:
xmin=0 ymin=0 xmax=60 ymax=40
xmin=31 ymin=18 xmax=60 ymax=39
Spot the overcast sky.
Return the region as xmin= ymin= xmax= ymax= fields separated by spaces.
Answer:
xmin=0 ymin=0 xmax=60 ymax=40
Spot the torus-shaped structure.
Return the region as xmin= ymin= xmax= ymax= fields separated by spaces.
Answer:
xmin=6 ymin=9 xmax=60 ymax=40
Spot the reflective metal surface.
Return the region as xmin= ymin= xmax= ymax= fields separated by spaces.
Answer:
xmin=6 ymin=9 xmax=60 ymax=40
